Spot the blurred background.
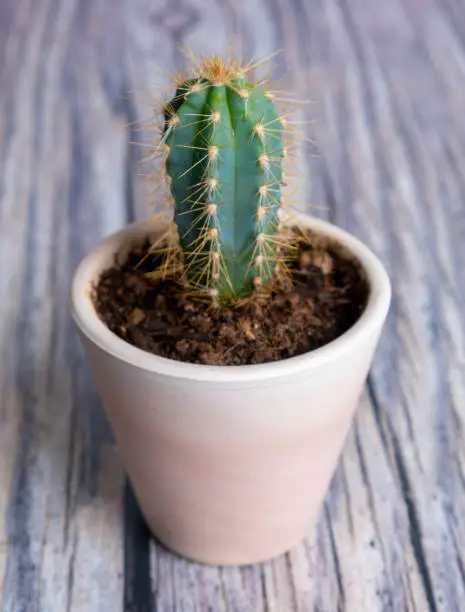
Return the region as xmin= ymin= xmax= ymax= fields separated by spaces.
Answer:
xmin=1 ymin=1 xmax=465 ymax=611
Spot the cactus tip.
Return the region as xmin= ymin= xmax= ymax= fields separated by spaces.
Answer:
xmin=189 ymin=81 xmax=202 ymax=93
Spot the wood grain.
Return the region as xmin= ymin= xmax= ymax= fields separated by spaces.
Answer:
xmin=1 ymin=0 xmax=464 ymax=610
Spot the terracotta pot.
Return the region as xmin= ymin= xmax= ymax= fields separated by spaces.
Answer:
xmin=70 ymin=214 xmax=391 ymax=566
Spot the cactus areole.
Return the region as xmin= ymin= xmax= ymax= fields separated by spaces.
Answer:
xmin=162 ymin=57 xmax=285 ymax=303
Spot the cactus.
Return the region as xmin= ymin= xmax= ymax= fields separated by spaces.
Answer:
xmin=158 ymin=55 xmax=289 ymax=304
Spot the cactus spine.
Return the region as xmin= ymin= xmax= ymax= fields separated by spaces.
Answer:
xmin=160 ymin=56 xmax=287 ymax=303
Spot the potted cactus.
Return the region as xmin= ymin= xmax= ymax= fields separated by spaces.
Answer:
xmin=71 ymin=54 xmax=391 ymax=565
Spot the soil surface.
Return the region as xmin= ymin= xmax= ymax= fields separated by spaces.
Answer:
xmin=93 ymin=230 xmax=369 ymax=366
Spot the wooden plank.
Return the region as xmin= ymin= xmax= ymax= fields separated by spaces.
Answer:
xmin=0 ymin=0 xmax=129 ymax=610
xmin=0 ymin=0 xmax=38 ymax=594
xmin=309 ymin=0 xmax=465 ymax=609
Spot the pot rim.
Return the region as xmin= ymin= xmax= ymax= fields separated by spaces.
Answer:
xmin=71 ymin=213 xmax=391 ymax=382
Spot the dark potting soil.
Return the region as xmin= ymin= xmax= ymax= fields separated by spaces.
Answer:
xmin=93 ymin=229 xmax=369 ymax=366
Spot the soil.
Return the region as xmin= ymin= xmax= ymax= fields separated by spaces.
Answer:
xmin=93 ymin=229 xmax=369 ymax=366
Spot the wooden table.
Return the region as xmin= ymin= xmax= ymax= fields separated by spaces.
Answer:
xmin=1 ymin=0 xmax=464 ymax=610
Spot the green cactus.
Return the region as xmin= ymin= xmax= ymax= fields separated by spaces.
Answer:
xmin=161 ymin=56 xmax=286 ymax=303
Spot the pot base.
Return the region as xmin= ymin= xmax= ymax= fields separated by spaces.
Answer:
xmin=148 ymin=522 xmax=309 ymax=567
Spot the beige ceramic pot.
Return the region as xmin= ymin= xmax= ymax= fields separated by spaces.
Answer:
xmin=71 ymin=213 xmax=391 ymax=566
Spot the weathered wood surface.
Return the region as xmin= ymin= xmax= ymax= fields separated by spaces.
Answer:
xmin=1 ymin=0 xmax=464 ymax=610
